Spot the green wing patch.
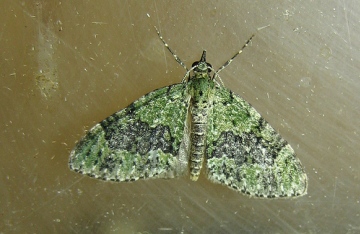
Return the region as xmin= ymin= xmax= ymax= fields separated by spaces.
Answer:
xmin=206 ymin=86 xmax=307 ymax=198
xmin=69 ymin=83 xmax=190 ymax=181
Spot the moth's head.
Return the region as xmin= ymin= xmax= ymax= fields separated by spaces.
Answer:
xmin=191 ymin=50 xmax=213 ymax=78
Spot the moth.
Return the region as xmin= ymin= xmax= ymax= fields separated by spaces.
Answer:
xmin=69 ymin=28 xmax=307 ymax=198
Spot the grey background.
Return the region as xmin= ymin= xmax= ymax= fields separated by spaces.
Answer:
xmin=1 ymin=0 xmax=359 ymax=233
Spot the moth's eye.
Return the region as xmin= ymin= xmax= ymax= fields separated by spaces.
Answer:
xmin=206 ymin=63 xmax=212 ymax=72
xmin=192 ymin=61 xmax=199 ymax=67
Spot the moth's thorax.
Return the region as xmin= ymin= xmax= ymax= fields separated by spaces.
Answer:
xmin=192 ymin=72 xmax=211 ymax=80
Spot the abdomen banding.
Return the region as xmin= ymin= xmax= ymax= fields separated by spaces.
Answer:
xmin=189 ymin=109 xmax=208 ymax=181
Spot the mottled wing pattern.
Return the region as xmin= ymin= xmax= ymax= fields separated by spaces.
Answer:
xmin=69 ymin=83 xmax=191 ymax=181
xmin=206 ymin=85 xmax=307 ymax=198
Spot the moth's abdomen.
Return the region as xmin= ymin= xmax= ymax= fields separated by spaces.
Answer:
xmin=189 ymin=123 xmax=207 ymax=180
xmin=189 ymin=101 xmax=210 ymax=181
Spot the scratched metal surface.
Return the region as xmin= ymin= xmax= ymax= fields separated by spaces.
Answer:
xmin=1 ymin=1 xmax=359 ymax=233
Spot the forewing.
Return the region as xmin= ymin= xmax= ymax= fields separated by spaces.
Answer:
xmin=69 ymin=83 xmax=191 ymax=181
xmin=206 ymin=86 xmax=307 ymax=198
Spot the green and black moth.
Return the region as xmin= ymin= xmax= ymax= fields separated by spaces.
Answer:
xmin=69 ymin=28 xmax=307 ymax=198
